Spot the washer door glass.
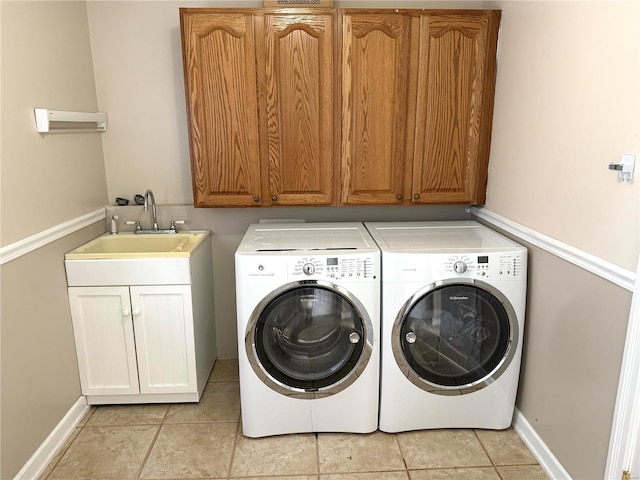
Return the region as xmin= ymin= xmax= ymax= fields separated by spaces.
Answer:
xmin=250 ymin=282 xmax=370 ymax=394
xmin=396 ymin=281 xmax=516 ymax=393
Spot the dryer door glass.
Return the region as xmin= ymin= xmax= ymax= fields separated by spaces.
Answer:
xmin=253 ymin=284 xmax=368 ymax=392
xmin=399 ymin=283 xmax=512 ymax=389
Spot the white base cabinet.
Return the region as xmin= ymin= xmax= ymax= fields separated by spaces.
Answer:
xmin=65 ymin=232 xmax=216 ymax=405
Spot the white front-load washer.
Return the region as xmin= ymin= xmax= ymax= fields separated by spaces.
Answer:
xmin=365 ymin=220 xmax=527 ymax=432
xmin=235 ymin=222 xmax=380 ymax=437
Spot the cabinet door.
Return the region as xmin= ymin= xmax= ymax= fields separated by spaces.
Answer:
xmin=410 ymin=11 xmax=500 ymax=204
xmin=68 ymin=287 xmax=139 ymax=396
xmin=130 ymin=286 xmax=197 ymax=394
xmin=341 ymin=12 xmax=411 ymax=205
xmin=181 ymin=11 xmax=262 ymax=206
xmin=259 ymin=11 xmax=336 ymax=205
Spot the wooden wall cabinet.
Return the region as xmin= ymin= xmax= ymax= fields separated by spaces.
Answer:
xmin=181 ymin=9 xmax=336 ymax=207
xmin=340 ymin=12 xmax=411 ymax=205
xmin=410 ymin=11 xmax=500 ymax=205
xmin=181 ymin=12 xmax=261 ymax=207
xmin=180 ymin=8 xmax=500 ymax=207
xmin=341 ymin=9 xmax=501 ymax=205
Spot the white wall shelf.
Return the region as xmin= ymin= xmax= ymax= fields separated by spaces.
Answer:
xmin=34 ymin=108 xmax=107 ymax=133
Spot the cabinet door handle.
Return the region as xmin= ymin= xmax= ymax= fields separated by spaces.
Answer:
xmin=414 ymin=194 xmax=420 ymax=200
xmin=253 ymin=196 xmax=260 ymax=202
xmin=271 ymin=196 xmax=277 ymax=202
xmin=132 ymin=308 xmax=141 ymax=317
xmin=396 ymin=194 xmax=403 ymax=200
xmin=122 ymin=309 xmax=130 ymax=317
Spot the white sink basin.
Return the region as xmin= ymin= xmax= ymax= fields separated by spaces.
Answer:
xmin=65 ymin=231 xmax=211 ymax=286
xmin=65 ymin=232 xmax=208 ymax=259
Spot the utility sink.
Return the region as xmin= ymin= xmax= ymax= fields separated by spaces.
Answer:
xmin=65 ymin=231 xmax=211 ymax=286
xmin=65 ymin=232 xmax=208 ymax=259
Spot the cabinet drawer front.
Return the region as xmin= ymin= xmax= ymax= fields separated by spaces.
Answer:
xmin=68 ymin=287 xmax=140 ymax=396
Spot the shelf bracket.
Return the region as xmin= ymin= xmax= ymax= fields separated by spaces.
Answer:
xmin=34 ymin=108 xmax=107 ymax=133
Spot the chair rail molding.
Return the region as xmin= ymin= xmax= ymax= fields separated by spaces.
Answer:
xmin=469 ymin=206 xmax=635 ymax=291
xmin=471 ymin=206 xmax=640 ymax=480
xmin=0 ymin=209 xmax=105 ymax=265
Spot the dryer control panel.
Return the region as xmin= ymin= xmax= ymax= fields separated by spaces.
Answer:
xmin=291 ymin=254 xmax=377 ymax=281
xmin=444 ymin=253 xmax=526 ymax=279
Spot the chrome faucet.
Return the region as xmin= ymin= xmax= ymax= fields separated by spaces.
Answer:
xmin=143 ymin=189 xmax=159 ymax=231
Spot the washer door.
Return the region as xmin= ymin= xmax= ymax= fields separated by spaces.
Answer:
xmin=393 ymin=279 xmax=518 ymax=395
xmin=246 ymin=280 xmax=373 ymax=398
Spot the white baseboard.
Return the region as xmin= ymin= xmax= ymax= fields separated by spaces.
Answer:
xmin=513 ymin=408 xmax=572 ymax=479
xmin=469 ymin=207 xmax=635 ymax=292
xmin=12 ymin=397 xmax=89 ymax=480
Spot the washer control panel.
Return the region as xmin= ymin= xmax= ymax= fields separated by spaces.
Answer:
xmin=291 ymin=255 xmax=377 ymax=281
xmin=444 ymin=253 xmax=525 ymax=279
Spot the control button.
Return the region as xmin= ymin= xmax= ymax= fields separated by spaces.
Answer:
xmin=453 ymin=261 xmax=467 ymax=274
xmin=302 ymin=263 xmax=315 ymax=275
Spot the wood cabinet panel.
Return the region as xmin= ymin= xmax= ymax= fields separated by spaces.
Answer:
xmin=341 ymin=13 xmax=410 ymax=205
xmin=181 ymin=12 xmax=262 ymax=206
xmin=411 ymin=11 xmax=500 ymax=204
xmin=181 ymin=8 xmax=500 ymax=207
xmin=261 ymin=12 xmax=335 ymax=205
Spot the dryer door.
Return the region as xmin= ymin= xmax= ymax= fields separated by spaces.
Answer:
xmin=246 ymin=280 xmax=373 ymax=398
xmin=393 ymin=279 xmax=518 ymax=395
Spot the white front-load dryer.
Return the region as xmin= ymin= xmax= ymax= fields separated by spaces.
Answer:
xmin=365 ymin=220 xmax=527 ymax=432
xmin=235 ymin=222 xmax=380 ymax=437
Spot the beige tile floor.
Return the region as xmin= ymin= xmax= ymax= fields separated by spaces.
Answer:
xmin=39 ymin=360 xmax=549 ymax=480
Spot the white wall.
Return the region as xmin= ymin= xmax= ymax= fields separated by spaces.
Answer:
xmin=485 ymin=0 xmax=640 ymax=271
xmin=0 ymin=2 xmax=108 ymax=477
xmin=0 ymin=1 xmax=108 ymax=247
xmin=482 ymin=1 xmax=640 ymax=478
xmin=3 ymin=1 xmax=633 ymax=478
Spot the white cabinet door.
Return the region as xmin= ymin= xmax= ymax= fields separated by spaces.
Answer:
xmin=130 ymin=285 xmax=197 ymax=394
xmin=68 ymin=287 xmax=140 ymax=395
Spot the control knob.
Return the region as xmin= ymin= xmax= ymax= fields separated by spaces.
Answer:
xmin=302 ymin=263 xmax=315 ymax=275
xmin=453 ymin=261 xmax=467 ymax=274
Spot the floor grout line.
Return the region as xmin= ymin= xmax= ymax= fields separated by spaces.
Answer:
xmin=135 ymin=424 xmax=162 ymax=480
xmin=39 ymin=360 xmax=548 ymax=480
xmin=225 ymin=418 xmax=243 ymax=479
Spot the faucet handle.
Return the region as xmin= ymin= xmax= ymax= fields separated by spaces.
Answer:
xmin=125 ymin=220 xmax=142 ymax=232
xmin=170 ymin=220 xmax=185 ymax=233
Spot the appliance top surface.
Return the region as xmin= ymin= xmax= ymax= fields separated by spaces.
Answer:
xmin=237 ymin=222 xmax=379 ymax=253
xmin=365 ymin=220 xmax=525 ymax=253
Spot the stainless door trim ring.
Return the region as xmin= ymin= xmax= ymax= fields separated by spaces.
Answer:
xmin=392 ymin=278 xmax=519 ymax=396
xmin=245 ymin=280 xmax=374 ymax=398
